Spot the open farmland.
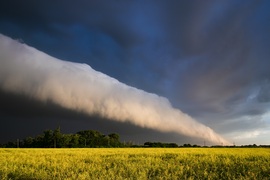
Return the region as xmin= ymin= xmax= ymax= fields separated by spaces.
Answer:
xmin=0 ymin=148 xmax=270 ymax=179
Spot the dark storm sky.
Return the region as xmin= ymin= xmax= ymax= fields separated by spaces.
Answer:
xmin=0 ymin=0 xmax=270 ymax=145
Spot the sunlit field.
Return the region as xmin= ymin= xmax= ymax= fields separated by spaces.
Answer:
xmin=0 ymin=148 xmax=269 ymax=179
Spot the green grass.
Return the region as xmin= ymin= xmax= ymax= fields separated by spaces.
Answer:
xmin=0 ymin=148 xmax=270 ymax=179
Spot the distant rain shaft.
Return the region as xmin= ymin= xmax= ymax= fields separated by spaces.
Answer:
xmin=0 ymin=34 xmax=231 ymax=145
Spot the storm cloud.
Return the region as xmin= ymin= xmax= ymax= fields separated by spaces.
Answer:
xmin=0 ymin=1 xmax=270 ymax=144
xmin=0 ymin=34 xmax=230 ymax=145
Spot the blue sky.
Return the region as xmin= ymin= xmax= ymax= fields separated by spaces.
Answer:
xmin=0 ymin=0 xmax=270 ymax=145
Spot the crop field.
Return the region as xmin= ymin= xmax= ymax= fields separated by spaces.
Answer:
xmin=0 ymin=148 xmax=270 ymax=179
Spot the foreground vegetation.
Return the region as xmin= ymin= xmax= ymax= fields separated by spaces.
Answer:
xmin=0 ymin=148 xmax=270 ymax=179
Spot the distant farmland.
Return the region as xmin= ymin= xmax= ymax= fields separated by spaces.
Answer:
xmin=1 ymin=148 xmax=270 ymax=179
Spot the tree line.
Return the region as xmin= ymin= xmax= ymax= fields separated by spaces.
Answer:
xmin=0 ymin=127 xmax=199 ymax=148
xmin=1 ymin=127 xmax=122 ymax=148
xmin=1 ymin=127 xmax=269 ymax=148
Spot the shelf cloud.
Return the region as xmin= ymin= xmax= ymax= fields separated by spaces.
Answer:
xmin=0 ymin=34 xmax=231 ymax=145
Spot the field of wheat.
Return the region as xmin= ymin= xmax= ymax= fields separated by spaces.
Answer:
xmin=0 ymin=148 xmax=269 ymax=179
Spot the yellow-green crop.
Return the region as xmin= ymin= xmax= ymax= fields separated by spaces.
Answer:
xmin=0 ymin=148 xmax=270 ymax=179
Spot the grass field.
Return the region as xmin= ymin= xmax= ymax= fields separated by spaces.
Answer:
xmin=0 ymin=148 xmax=270 ymax=179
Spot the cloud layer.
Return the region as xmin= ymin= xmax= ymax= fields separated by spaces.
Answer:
xmin=0 ymin=1 xmax=270 ymax=144
xmin=0 ymin=34 xmax=230 ymax=145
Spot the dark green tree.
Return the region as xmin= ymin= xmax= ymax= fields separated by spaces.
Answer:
xmin=77 ymin=130 xmax=103 ymax=147
xmin=43 ymin=130 xmax=53 ymax=148
xmin=108 ymin=133 xmax=121 ymax=147
xmin=23 ymin=137 xmax=34 ymax=148
xmin=53 ymin=126 xmax=62 ymax=148
xmin=60 ymin=134 xmax=72 ymax=148
xmin=183 ymin=144 xmax=192 ymax=147
xmin=69 ymin=134 xmax=80 ymax=148
xmin=33 ymin=135 xmax=44 ymax=147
